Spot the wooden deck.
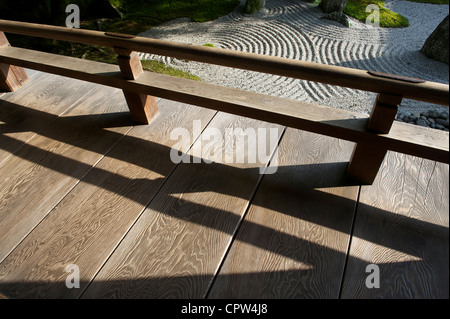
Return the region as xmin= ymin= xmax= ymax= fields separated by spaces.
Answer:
xmin=0 ymin=70 xmax=448 ymax=299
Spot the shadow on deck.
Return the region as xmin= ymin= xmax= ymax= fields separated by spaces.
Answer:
xmin=0 ymin=71 xmax=448 ymax=299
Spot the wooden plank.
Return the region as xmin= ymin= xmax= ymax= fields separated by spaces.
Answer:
xmin=121 ymin=91 xmax=159 ymax=124
xmin=0 ymin=85 xmax=132 ymax=263
xmin=81 ymin=113 xmax=283 ymax=298
xmin=0 ymin=32 xmax=29 ymax=92
xmin=0 ymin=20 xmax=448 ymax=105
xmin=0 ymin=69 xmax=38 ymax=99
xmin=347 ymin=93 xmax=401 ymax=184
xmin=367 ymin=93 xmax=402 ymax=134
xmin=0 ymin=46 xmax=123 ymax=87
xmin=22 ymin=68 xmax=39 ymax=79
xmin=0 ymin=62 xmax=29 ymax=92
xmin=207 ymin=129 xmax=359 ymax=298
xmin=0 ymin=99 xmax=217 ymax=298
xmin=0 ymin=72 xmax=98 ymax=165
xmin=115 ymin=48 xmax=144 ymax=80
xmin=346 ymin=144 xmax=388 ymax=185
xmin=114 ymin=48 xmax=159 ymax=124
xmin=0 ymin=68 xmax=36 ymax=99
xmin=0 ymin=46 xmax=447 ymax=164
xmin=341 ymin=152 xmax=449 ymax=298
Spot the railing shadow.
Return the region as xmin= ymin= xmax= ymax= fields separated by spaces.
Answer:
xmin=0 ymin=97 xmax=448 ymax=299
xmin=0 ymin=99 xmax=447 ymax=252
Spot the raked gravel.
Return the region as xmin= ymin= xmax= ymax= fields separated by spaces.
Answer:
xmin=138 ymin=0 xmax=449 ymax=130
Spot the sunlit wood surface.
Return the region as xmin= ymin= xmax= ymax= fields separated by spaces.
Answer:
xmin=0 ymin=71 xmax=447 ymax=299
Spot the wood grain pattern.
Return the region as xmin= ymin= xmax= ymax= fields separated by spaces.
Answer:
xmin=0 ymin=68 xmax=36 ymax=102
xmin=347 ymin=93 xmax=401 ymax=184
xmin=0 ymin=85 xmax=131 ymax=264
xmin=115 ymin=48 xmax=159 ymax=124
xmin=367 ymin=93 xmax=401 ymax=134
xmin=0 ymin=72 xmax=447 ymax=299
xmin=208 ymin=129 xmax=359 ymax=298
xmin=121 ymin=91 xmax=159 ymax=124
xmin=346 ymin=144 xmax=388 ymax=185
xmin=0 ymin=20 xmax=448 ymax=105
xmin=0 ymin=32 xmax=29 ymax=92
xmin=341 ymin=152 xmax=449 ymax=298
xmin=0 ymin=72 xmax=98 ymax=164
xmin=22 ymin=68 xmax=38 ymax=79
xmin=0 ymin=47 xmax=447 ymax=164
xmin=115 ymin=50 xmax=143 ymax=80
xmin=0 ymin=99 xmax=216 ymax=298
xmin=0 ymin=62 xmax=29 ymax=92
xmin=81 ymin=113 xmax=283 ymax=298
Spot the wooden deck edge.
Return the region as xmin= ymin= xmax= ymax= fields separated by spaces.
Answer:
xmin=0 ymin=46 xmax=448 ymax=164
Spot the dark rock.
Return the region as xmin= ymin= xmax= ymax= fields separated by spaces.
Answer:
xmin=428 ymin=110 xmax=441 ymax=119
xmin=439 ymin=112 xmax=449 ymax=120
xmin=319 ymin=0 xmax=349 ymax=13
xmin=435 ymin=118 xmax=449 ymax=128
xmin=321 ymin=11 xmax=350 ymax=27
xmin=416 ymin=118 xmax=429 ymax=127
xmin=421 ymin=15 xmax=449 ymax=65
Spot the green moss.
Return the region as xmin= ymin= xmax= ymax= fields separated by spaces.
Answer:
xmin=12 ymin=1 xmax=238 ymax=81
xmin=97 ymin=1 xmax=241 ymax=80
xmin=106 ymin=0 xmax=240 ymax=34
xmin=343 ymin=0 xmax=410 ymax=28
xmin=340 ymin=0 xmax=448 ymax=28
xmin=108 ymin=0 xmax=122 ymax=7
xmin=141 ymin=60 xmax=201 ymax=81
xmin=203 ymin=43 xmax=215 ymax=47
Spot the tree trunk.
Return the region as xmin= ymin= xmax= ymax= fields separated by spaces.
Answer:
xmin=319 ymin=0 xmax=349 ymax=27
xmin=319 ymin=0 xmax=348 ymax=14
xmin=420 ymin=15 xmax=449 ymax=65
xmin=245 ymin=0 xmax=266 ymax=14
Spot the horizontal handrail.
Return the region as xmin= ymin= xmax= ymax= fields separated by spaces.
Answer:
xmin=0 ymin=45 xmax=448 ymax=164
xmin=0 ymin=19 xmax=448 ymax=106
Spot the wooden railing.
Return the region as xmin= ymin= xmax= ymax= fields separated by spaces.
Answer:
xmin=0 ymin=19 xmax=448 ymax=184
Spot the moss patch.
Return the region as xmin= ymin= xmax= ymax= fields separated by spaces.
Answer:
xmin=107 ymin=0 xmax=240 ymax=34
xmin=141 ymin=60 xmax=201 ymax=81
xmin=344 ymin=0 xmax=410 ymax=28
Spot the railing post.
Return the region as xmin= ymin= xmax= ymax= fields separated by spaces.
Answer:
xmin=0 ymin=32 xmax=29 ymax=92
xmin=347 ymin=93 xmax=403 ymax=184
xmin=114 ymin=46 xmax=159 ymax=124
